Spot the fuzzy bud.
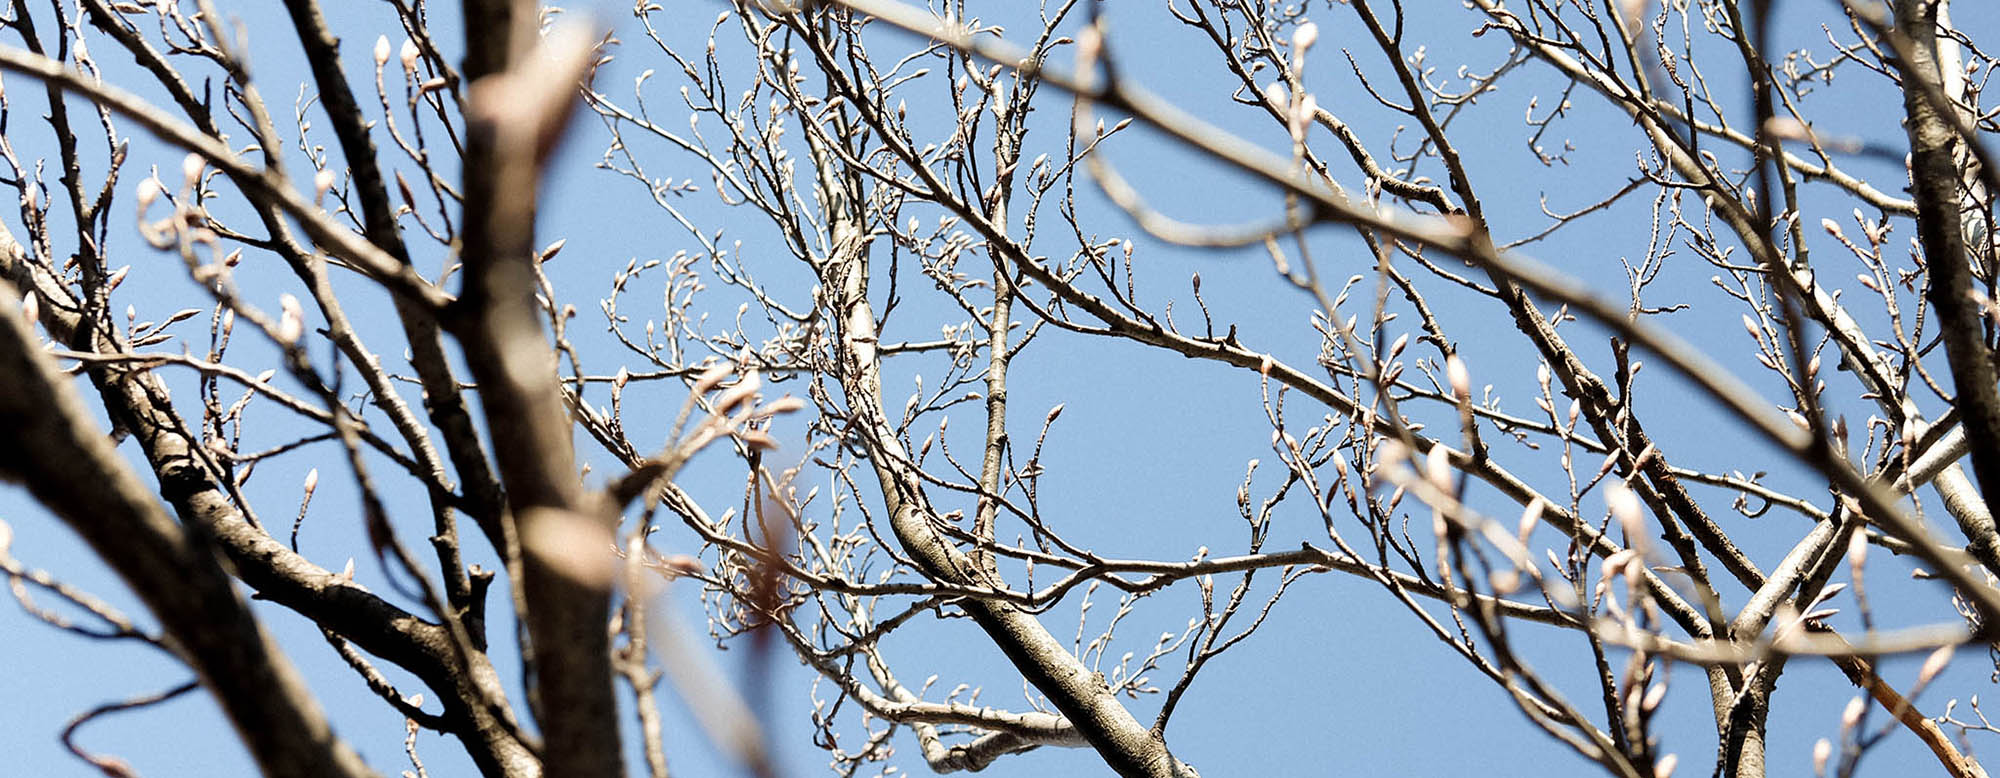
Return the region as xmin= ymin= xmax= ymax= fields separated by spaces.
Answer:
xmin=1264 ymin=80 xmax=1289 ymax=110
xmin=1518 ymin=497 xmax=1544 ymax=542
xmin=136 ymin=177 xmax=162 ymax=211
xmin=1608 ymin=484 xmax=1644 ymax=538
xmin=1839 ymin=695 xmax=1865 ymax=732
xmin=278 ymin=294 xmax=304 ymax=345
xmin=182 ymin=152 xmax=206 ymax=188
xmin=1446 ymin=354 xmax=1471 ymax=400
xmin=314 ymin=168 xmax=336 ymax=205
xmin=1293 ymin=22 xmax=1320 ymax=52
xmin=1917 ymin=643 xmax=1955 ymax=686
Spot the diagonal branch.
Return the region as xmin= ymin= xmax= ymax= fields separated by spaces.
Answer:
xmin=0 ymin=278 xmax=377 ymax=778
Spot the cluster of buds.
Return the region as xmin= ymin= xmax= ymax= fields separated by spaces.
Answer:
xmin=374 ymin=34 xmax=440 ymax=94
xmin=1262 ymin=22 xmax=1322 ymax=149
xmin=676 ymin=361 xmax=807 ymax=456
xmin=136 ymin=155 xmax=244 ymax=283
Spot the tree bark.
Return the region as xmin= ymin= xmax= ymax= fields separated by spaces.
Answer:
xmin=0 ymin=278 xmax=377 ymax=778
xmin=1895 ymin=0 xmax=2000 ymax=520
xmin=454 ymin=4 xmax=624 ymax=777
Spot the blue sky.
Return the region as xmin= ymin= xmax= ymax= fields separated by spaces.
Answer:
xmin=2 ymin=1 xmax=1997 ymax=776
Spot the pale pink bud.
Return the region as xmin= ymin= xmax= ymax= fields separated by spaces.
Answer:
xmin=1602 ymin=549 xmax=1639 ymax=579
xmin=1377 ymin=437 xmax=1408 ymax=467
xmin=135 ymin=177 xmax=162 ymax=211
xmin=1917 ymin=643 xmax=1955 ymax=685
xmin=1293 ymin=94 xmax=1319 ymax=136
xmin=1609 ymin=484 xmax=1644 ymax=540
xmin=1446 ymin=354 xmax=1471 ymax=400
xmin=713 ymin=370 xmax=763 ymax=414
xmin=1292 ymin=22 xmax=1320 ymax=52
xmin=182 ymin=152 xmax=206 ymax=187
xmin=373 ymin=35 xmax=391 ymax=66
xmin=1642 ymin=682 xmax=1667 ymax=712
xmin=1426 ymin=444 xmax=1452 ymax=490
xmin=739 ymin=429 xmax=779 ymax=451
xmin=314 ymin=168 xmax=336 ymax=204
xmin=1264 ymin=80 xmax=1289 ymax=110
xmin=692 ymin=361 xmax=734 ymax=394
xmin=278 ymin=293 xmax=304 ymax=344
xmin=758 ymin=396 xmax=807 ymax=416
xmin=1518 ymin=497 xmax=1544 ymax=541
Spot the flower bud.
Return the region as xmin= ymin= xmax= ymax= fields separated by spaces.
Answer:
xmin=1293 ymin=22 xmax=1320 ymax=52
xmin=278 ymin=294 xmax=304 ymax=345
xmin=182 ymin=152 xmax=206 ymax=188
xmin=136 ymin=177 xmax=162 ymax=211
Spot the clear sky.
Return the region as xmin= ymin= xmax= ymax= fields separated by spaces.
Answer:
xmin=1 ymin=1 xmax=1994 ymax=777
